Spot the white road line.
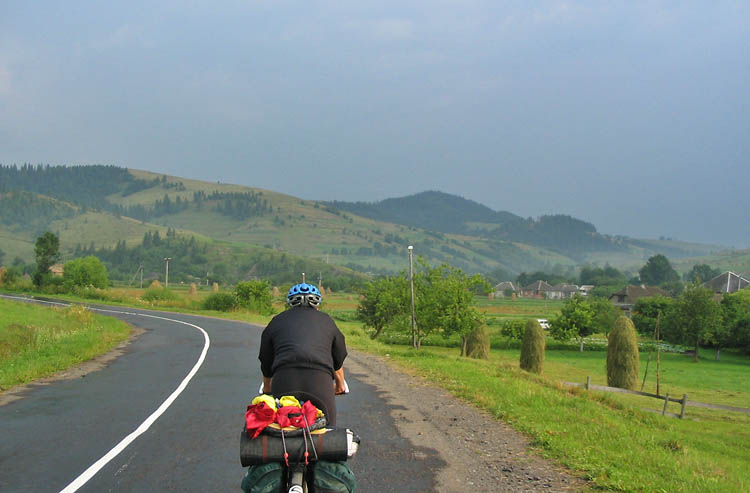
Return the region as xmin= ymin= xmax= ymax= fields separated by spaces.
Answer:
xmin=0 ymin=295 xmax=211 ymax=493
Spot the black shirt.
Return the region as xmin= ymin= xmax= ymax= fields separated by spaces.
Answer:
xmin=259 ymin=306 xmax=347 ymax=378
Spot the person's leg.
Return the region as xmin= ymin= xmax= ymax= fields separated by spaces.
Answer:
xmin=272 ymin=368 xmax=336 ymax=426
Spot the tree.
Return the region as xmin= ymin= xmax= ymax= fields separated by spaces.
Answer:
xmin=663 ymin=282 xmax=723 ymax=362
xmin=0 ymin=247 xmax=5 ymax=266
xmin=606 ymin=316 xmax=640 ymax=390
xmin=520 ymin=319 xmax=545 ymax=374
xmin=415 ymin=262 xmax=488 ymax=355
xmin=63 ymin=256 xmax=109 ymax=289
xmin=33 ymin=231 xmax=60 ymax=287
xmin=589 ymin=297 xmax=621 ymax=336
xmin=357 ymin=276 xmax=409 ymax=339
xmin=550 ymin=294 xmax=595 ymax=351
xmin=639 ymin=254 xmax=679 ymax=286
xmin=631 ymin=296 xmax=673 ymax=336
xmin=685 ymin=264 xmax=721 ymax=283
xmin=720 ymin=290 xmax=750 ymax=356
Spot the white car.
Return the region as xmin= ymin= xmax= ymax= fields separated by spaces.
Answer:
xmin=537 ymin=319 xmax=550 ymax=329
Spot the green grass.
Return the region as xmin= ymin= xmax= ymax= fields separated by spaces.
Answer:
xmin=333 ymin=312 xmax=750 ymax=492
xmin=0 ymin=298 xmax=131 ymax=391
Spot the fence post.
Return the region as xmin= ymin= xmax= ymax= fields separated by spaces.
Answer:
xmin=585 ymin=376 xmax=590 ymax=391
xmin=662 ymin=393 xmax=670 ymax=415
xmin=680 ymin=394 xmax=688 ymax=419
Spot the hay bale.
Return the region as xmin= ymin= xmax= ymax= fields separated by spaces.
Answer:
xmin=520 ymin=318 xmax=545 ymax=374
xmin=212 ymin=282 xmax=219 ymax=292
xmin=149 ymin=280 xmax=163 ymax=289
xmin=607 ymin=316 xmax=640 ymax=390
xmin=272 ymin=286 xmax=280 ymax=297
xmin=189 ymin=283 xmax=198 ymax=295
xmin=488 ymin=292 xmax=495 ymax=301
xmin=466 ymin=324 xmax=490 ymax=359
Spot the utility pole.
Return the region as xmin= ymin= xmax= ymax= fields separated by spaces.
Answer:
xmin=139 ymin=265 xmax=143 ymax=289
xmin=408 ymin=245 xmax=417 ymax=348
xmin=318 ymin=272 xmax=322 ymax=289
xmin=163 ymin=257 xmax=172 ymax=288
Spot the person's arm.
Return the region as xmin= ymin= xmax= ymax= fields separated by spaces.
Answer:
xmin=333 ymin=367 xmax=346 ymax=394
xmin=262 ymin=376 xmax=272 ymax=394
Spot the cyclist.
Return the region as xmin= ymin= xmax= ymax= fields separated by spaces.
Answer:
xmin=258 ymin=283 xmax=348 ymax=426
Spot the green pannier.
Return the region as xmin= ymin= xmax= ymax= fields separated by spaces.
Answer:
xmin=313 ymin=460 xmax=357 ymax=493
xmin=241 ymin=462 xmax=283 ymax=493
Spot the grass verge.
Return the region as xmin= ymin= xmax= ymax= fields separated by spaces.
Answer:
xmin=0 ymin=298 xmax=131 ymax=392
xmin=337 ymin=320 xmax=750 ymax=492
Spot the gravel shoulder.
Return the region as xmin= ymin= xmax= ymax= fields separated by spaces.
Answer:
xmin=345 ymin=350 xmax=588 ymax=492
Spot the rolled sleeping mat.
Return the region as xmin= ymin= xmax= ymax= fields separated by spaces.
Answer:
xmin=240 ymin=428 xmax=357 ymax=467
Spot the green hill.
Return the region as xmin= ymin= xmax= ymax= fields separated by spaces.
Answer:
xmin=0 ymin=164 xmax=738 ymax=281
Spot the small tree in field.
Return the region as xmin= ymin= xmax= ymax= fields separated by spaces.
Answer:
xmin=607 ymin=316 xmax=640 ymax=389
xmin=520 ymin=318 xmax=545 ymax=374
xmin=465 ymin=323 xmax=490 ymax=359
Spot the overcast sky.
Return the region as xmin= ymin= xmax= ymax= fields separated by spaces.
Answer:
xmin=1 ymin=1 xmax=748 ymax=247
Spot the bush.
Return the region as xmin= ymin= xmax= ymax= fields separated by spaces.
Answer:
xmin=63 ymin=256 xmax=109 ymax=290
xmin=500 ymin=319 xmax=526 ymax=341
xmin=520 ymin=318 xmax=545 ymax=374
xmin=235 ymin=280 xmax=274 ymax=315
xmin=142 ymin=286 xmax=178 ymax=302
xmin=607 ymin=316 xmax=640 ymax=389
xmin=203 ymin=292 xmax=238 ymax=312
xmin=465 ymin=323 xmax=490 ymax=359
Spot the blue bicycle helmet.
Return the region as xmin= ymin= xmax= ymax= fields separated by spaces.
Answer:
xmin=287 ymin=283 xmax=322 ymax=307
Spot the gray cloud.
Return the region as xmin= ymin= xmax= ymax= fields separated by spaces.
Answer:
xmin=1 ymin=1 xmax=748 ymax=247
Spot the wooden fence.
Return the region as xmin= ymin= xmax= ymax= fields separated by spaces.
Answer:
xmin=563 ymin=377 xmax=750 ymax=419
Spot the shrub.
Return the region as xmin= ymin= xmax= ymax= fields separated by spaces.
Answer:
xmin=465 ymin=323 xmax=490 ymax=359
xmin=63 ymin=256 xmax=109 ymax=290
xmin=607 ymin=316 xmax=640 ymax=389
xmin=235 ymin=280 xmax=274 ymax=315
xmin=520 ymin=318 xmax=545 ymax=374
xmin=203 ymin=292 xmax=238 ymax=312
xmin=142 ymin=286 xmax=178 ymax=302
xmin=500 ymin=319 xmax=526 ymax=341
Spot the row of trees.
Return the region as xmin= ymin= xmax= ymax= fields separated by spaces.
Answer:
xmin=357 ymin=259 xmax=490 ymax=355
xmin=632 ymin=284 xmax=750 ymax=360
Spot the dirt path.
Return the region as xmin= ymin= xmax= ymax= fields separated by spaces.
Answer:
xmin=345 ymin=350 xmax=588 ymax=492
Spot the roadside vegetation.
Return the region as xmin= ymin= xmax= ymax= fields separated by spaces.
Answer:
xmin=0 ymin=298 xmax=130 ymax=392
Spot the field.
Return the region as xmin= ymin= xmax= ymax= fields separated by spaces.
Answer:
xmin=0 ymin=298 xmax=131 ymax=391
xmin=325 ymin=294 xmax=750 ymax=492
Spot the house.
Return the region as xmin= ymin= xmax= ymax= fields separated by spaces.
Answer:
xmin=493 ymin=281 xmax=518 ymax=297
xmin=49 ymin=263 xmax=64 ymax=277
xmin=609 ymin=285 xmax=669 ymax=316
xmin=522 ymin=280 xmax=554 ymax=299
xmin=703 ymin=271 xmax=750 ymax=294
xmin=546 ymin=283 xmax=580 ymax=300
xmin=578 ymin=285 xmax=595 ymax=297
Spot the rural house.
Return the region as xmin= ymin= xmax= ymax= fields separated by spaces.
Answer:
xmin=703 ymin=271 xmax=750 ymax=294
xmin=493 ymin=281 xmax=518 ymax=297
xmin=547 ymin=283 xmax=580 ymax=300
xmin=609 ymin=285 xmax=669 ymax=316
xmin=522 ymin=280 xmax=554 ymax=299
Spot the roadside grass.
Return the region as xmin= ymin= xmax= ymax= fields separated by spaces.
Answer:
xmin=0 ymin=298 xmax=131 ymax=392
xmin=336 ymin=318 xmax=750 ymax=492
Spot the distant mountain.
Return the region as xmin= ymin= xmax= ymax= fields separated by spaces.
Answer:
xmin=327 ymin=191 xmax=626 ymax=260
xmin=329 ymin=191 xmax=523 ymax=235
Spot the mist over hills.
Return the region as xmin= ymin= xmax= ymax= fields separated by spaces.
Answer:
xmin=0 ymin=164 xmax=734 ymax=282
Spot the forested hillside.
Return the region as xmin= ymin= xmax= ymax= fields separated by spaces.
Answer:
xmin=0 ymin=164 xmax=728 ymax=278
xmin=331 ymin=192 xmax=628 ymax=259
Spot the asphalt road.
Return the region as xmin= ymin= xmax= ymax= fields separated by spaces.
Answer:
xmin=0 ymin=299 xmax=442 ymax=492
